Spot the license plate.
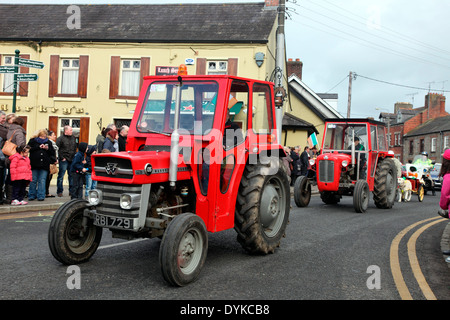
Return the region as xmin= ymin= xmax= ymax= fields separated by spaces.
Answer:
xmin=94 ymin=214 xmax=133 ymax=230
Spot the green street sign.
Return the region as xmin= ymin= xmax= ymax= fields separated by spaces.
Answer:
xmin=18 ymin=58 xmax=44 ymax=69
xmin=0 ymin=66 xmax=15 ymax=73
xmin=16 ymin=73 xmax=38 ymax=81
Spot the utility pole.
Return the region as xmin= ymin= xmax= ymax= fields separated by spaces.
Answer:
xmin=347 ymin=71 xmax=353 ymax=118
xmin=274 ymin=0 xmax=286 ymax=144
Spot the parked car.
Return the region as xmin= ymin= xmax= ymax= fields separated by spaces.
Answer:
xmin=430 ymin=163 xmax=442 ymax=190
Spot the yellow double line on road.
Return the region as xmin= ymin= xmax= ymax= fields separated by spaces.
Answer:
xmin=390 ymin=216 xmax=447 ymax=300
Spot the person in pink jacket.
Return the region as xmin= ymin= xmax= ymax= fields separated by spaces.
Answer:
xmin=438 ymin=149 xmax=450 ymax=217
xmin=9 ymin=145 xmax=32 ymax=205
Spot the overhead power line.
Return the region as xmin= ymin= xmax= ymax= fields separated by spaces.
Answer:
xmin=354 ymin=73 xmax=450 ymax=92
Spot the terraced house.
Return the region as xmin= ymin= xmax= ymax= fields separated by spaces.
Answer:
xmin=0 ymin=1 xmax=295 ymax=144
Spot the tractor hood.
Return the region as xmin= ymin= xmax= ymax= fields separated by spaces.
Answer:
xmin=317 ymin=152 xmax=352 ymax=165
xmin=92 ymin=151 xmax=190 ymax=185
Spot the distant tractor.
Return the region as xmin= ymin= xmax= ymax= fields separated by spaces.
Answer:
xmin=294 ymin=118 xmax=397 ymax=213
xmin=48 ymin=71 xmax=290 ymax=286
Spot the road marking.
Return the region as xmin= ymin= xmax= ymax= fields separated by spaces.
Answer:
xmin=407 ymin=218 xmax=446 ymax=300
xmin=390 ymin=216 xmax=446 ymax=300
xmin=98 ymin=238 xmax=148 ymax=250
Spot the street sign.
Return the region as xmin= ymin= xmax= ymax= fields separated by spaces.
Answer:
xmin=0 ymin=66 xmax=15 ymax=73
xmin=16 ymin=73 xmax=38 ymax=82
xmin=18 ymin=58 xmax=44 ymax=69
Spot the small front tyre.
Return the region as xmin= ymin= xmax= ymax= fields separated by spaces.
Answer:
xmin=159 ymin=213 xmax=208 ymax=286
xmin=353 ymin=180 xmax=369 ymax=213
xmin=294 ymin=175 xmax=311 ymax=207
xmin=48 ymin=199 xmax=102 ymax=265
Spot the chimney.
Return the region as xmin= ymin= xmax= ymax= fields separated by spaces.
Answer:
xmin=265 ymin=0 xmax=279 ymax=7
xmin=424 ymin=93 xmax=447 ymax=119
xmin=287 ymin=58 xmax=303 ymax=80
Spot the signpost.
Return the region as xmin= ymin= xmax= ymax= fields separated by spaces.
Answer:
xmin=16 ymin=73 xmax=38 ymax=82
xmin=0 ymin=50 xmax=45 ymax=112
xmin=18 ymin=57 xmax=44 ymax=69
xmin=0 ymin=66 xmax=15 ymax=74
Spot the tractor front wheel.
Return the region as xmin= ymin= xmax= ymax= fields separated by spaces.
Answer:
xmin=235 ymin=158 xmax=290 ymax=254
xmin=353 ymin=180 xmax=369 ymax=213
xmin=48 ymin=199 xmax=102 ymax=265
xmin=294 ymin=175 xmax=311 ymax=207
xmin=159 ymin=213 xmax=208 ymax=286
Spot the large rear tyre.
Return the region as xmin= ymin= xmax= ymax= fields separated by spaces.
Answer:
xmin=48 ymin=199 xmax=102 ymax=264
xmin=159 ymin=213 xmax=208 ymax=286
xmin=353 ymin=180 xmax=369 ymax=213
xmin=373 ymin=158 xmax=397 ymax=209
xmin=294 ymin=175 xmax=311 ymax=207
xmin=235 ymin=158 xmax=290 ymax=254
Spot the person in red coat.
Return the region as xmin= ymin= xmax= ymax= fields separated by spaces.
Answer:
xmin=9 ymin=145 xmax=32 ymax=205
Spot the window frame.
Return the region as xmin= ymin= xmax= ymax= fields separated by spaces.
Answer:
xmin=48 ymin=55 xmax=89 ymax=98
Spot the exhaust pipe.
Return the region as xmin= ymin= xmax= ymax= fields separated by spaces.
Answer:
xmin=169 ymin=78 xmax=182 ymax=188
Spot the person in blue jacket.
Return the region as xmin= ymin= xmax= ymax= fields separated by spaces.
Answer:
xmin=70 ymin=142 xmax=88 ymax=199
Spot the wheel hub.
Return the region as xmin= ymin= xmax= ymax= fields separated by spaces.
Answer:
xmin=260 ymin=184 xmax=279 ymax=227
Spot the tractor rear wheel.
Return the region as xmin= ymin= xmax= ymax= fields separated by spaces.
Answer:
xmin=235 ymin=158 xmax=290 ymax=254
xmin=48 ymin=199 xmax=102 ymax=265
xmin=294 ymin=175 xmax=311 ymax=207
xmin=353 ymin=180 xmax=369 ymax=213
xmin=159 ymin=213 xmax=208 ymax=286
xmin=373 ymin=158 xmax=397 ymax=209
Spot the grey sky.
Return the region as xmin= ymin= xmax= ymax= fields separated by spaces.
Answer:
xmin=1 ymin=0 xmax=449 ymax=119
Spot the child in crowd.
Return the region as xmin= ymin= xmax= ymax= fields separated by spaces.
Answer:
xmin=70 ymin=142 xmax=88 ymax=200
xmin=84 ymin=145 xmax=97 ymax=198
xmin=9 ymin=145 xmax=32 ymax=205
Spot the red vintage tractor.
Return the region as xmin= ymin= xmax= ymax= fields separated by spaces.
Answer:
xmin=294 ymin=118 xmax=397 ymax=213
xmin=48 ymin=71 xmax=290 ymax=286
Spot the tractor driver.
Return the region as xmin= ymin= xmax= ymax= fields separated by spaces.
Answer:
xmin=223 ymin=96 xmax=244 ymax=150
xmin=351 ymin=136 xmax=366 ymax=180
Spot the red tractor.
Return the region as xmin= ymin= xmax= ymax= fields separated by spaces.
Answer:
xmin=48 ymin=71 xmax=290 ymax=286
xmin=294 ymin=118 xmax=397 ymax=213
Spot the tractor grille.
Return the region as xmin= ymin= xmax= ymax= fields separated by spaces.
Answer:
xmin=318 ymin=160 xmax=334 ymax=183
xmin=94 ymin=157 xmax=133 ymax=180
xmin=95 ymin=182 xmax=141 ymax=218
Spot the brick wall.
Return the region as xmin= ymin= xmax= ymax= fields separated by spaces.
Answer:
xmin=403 ymin=132 xmax=450 ymax=163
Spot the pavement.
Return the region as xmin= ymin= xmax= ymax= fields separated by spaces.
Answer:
xmin=0 ymin=184 xmax=71 ymax=215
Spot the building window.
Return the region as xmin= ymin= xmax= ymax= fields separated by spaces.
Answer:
xmin=444 ymin=136 xmax=449 ymax=150
xmin=60 ymin=118 xmax=80 ymax=142
xmin=207 ymin=61 xmax=228 ymax=75
xmin=120 ymin=59 xmax=141 ymax=97
xmin=409 ymin=140 xmax=414 ymax=155
xmin=109 ymin=56 xmax=149 ymax=99
xmin=1 ymin=55 xmax=13 ymax=93
xmin=60 ymin=59 xmax=79 ymax=94
xmin=420 ymin=139 xmax=424 ymax=153
xmin=431 ymin=138 xmax=437 ymax=152
xmin=49 ymin=55 xmax=89 ymax=98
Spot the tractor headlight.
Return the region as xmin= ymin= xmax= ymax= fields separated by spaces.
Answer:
xmin=342 ymin=160 xmax=348 ymax=167
xmin=88 ymin=189 xmax=103 ymax=206
xmin=120 ymin=193 xmax=141 ymax=210
xmin=309 ymin=158 xmax=315 ymax=166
